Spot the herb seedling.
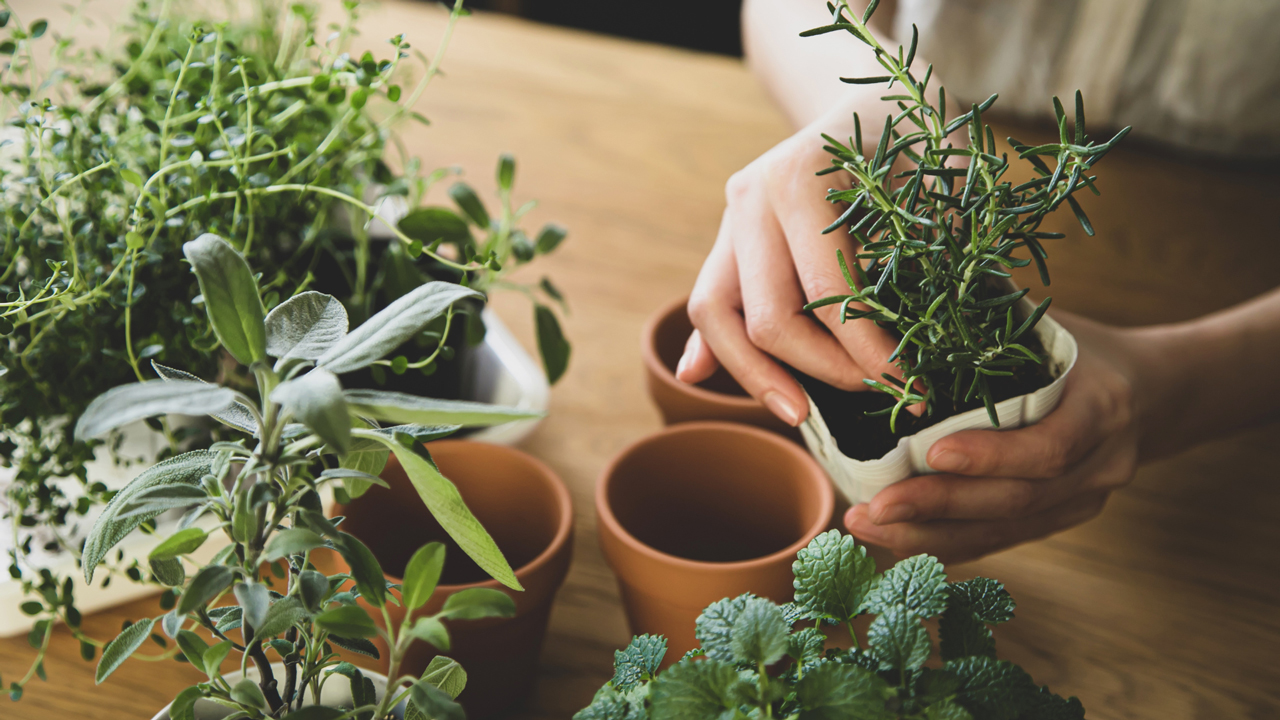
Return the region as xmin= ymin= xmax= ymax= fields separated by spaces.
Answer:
xmin=578 ymin=530 xmax=1084 ymax=720
xmin=804 ymin=0 xmax=1128 ymax=432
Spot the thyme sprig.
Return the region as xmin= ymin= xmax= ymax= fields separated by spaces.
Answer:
xmin=804 ymin=0 xmax=1129 ymax=431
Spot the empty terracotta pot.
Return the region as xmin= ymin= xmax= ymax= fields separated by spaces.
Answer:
xmin=597 ymin=421 xmax=834 ymax=662
xmin=642 ymin=296 xmax=799 ymax=440
xmin=325 ymin=440 xmax=573 ymax=718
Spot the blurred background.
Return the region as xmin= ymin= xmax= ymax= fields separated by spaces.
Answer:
xmin=466 ymin=0 xmax=745 ymax=55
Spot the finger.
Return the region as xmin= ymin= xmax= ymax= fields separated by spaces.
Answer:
xmin=675 ymin=329 xmax=719 ymax=384
xmin=688 ymin=211 xmax=809 ymax=426
xmin=728 ymin=171 xmax=869 ymax=390
xmin=925 ymin=370 xmax=1122 ymax=479
xmin=844 ymin=491 xmax=1111 ymax=564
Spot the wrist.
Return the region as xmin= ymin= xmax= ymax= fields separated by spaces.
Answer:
xmin=1125 ymin=319 xmax=1232 ymax=460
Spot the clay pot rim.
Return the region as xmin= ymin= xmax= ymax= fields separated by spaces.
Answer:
xmin=641 ymin=296 xmax=762 ymax=410
xmin=595 ymin=421 xmax=834 ymax=572
xmin=358 ymin=439 xmax=573 ymax=593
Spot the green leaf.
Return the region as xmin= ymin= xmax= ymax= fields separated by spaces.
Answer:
xmin=448 ymin=182 xmax=490 ymax=228
xmin=264 ymin=528 xmax=327 ymax=562
xmin=74 ymin=380 xmax=235 ymax=440
xmin=421 ymin=655 xmax=467 ymax=698
xmin=299 ymin=570 xmax=330 ymax=613
xmin=789 ymin=626 xmax=826 ymax=670
xmin=168 ymin=685 xmax=205 ymax=720
xmin=693 ymin=594 xmax=751 ymax=662
xmin=405 ymin=616 xmax=450 ymax=650
xmin=149 ymin=558 xmax=185 ymax=586
xmin=120 ymin=168 xmax=144 ymax=187
xmin=409 ymin=680 xmax=466 ymax=720
xmin=182 ymin=234 xmax=267 ymax=365
xmin=96 ymin=617 xmax=156 ymax=684
xmin=177 ymin=565 xmax=234 ymax=616
xmin=648 ymin=659 xmax=738 ymax=720
xmin=337 ymin=532 xmax=387 ymax=606
xmin=923 ymin=699 xmax=974 ymax=720
xmin=271 ymin=368 xmax=350 ymax=454
xmin=202 ymin=640 xmax=233 ymax=679
xmin=175 ymin=631 xmax=210 ymax=674
xmin=149 ymin=528 xmax=208 ymax=560
xmin=863 ymin=554 xmax=948 ymax=619
xmin=949 ymin=578 xmax=1016 ymax=624
xmin=350 ymin=430 xmax=520 ymax=590
xmin=314 ymin=605 xmax=378 ymax=638
xmin=82 ymin=451 xmax=214 ymax=582
xmin=264 ymin=291 xmax=349 ymax=360
xmin=867 ymin=605 xmax=931 ymax=672
xmin=317 ymin=282 xmax=483 ymax=374
xmin=439 ymin=587 xmax=516 ymax=620
xmin=496 ymin=154 xmax=516 ymax=191
xmin=944 ymin=656 xmax=1039 ymax=720
xmin=151 ymin=362 xmax=258 ymax=434
xmin=535 ymin=223 xmax=567 ymax=254
xmin=729 ymin=596 xmax=789 ymax=666
xmin=534 ymin=304 xmax=570 ymax=384
xmin=402 ymin=542 xmax=446 ymax=611
xmin=399 ymin=207 xmax=474 ymax=247
xmin=234 ymin=583 xmax=270 ymax=632
xmin=29 ymin=19 xmax=47 ymax=38
xmin=794 ymin=662 xmax=895 ymax=720
xmin=611 ymin=634 xmax=667 ymax=692
xmin=793 ymin=530 xmax=878 ymax=623
xmin=329 ymin=634 xmax=381 ymax=658
xmin=344 ymin=389 xmax=540 ymax=427
xmin=939 ymin=605 xmax=996 ymax=661
xmin=231 ymin=678 xmax=267 ymax=709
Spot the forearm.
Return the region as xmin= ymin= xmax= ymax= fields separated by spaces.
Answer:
xmin=1134 ymin=287 xmax=1280 ymax=459
xmin=742 ymin=0 xmax=902 ymax=129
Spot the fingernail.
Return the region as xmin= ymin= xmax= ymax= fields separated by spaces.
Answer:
xmin=929 ymin=450 xmax=969 ymax=473
xmin=675 ymin=352 xmax=690 ymax=381
xmin=844 ymin=503 xmax=866 ymax=528
xmin=874 ymin=504 xmax=916 ymax=524
xmin=762 ymin=391 xmax=801 ymax=426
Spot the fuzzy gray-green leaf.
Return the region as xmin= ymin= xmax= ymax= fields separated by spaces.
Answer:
xmin=343 ymin=389 xmax=540 ymax=427
xmin=265 ymin=291 xmax=349 ymax=360
xmin=96 ymin=617 xmax=156 ymax=684
xmin=74 ymin=380 xmax=235 ymax=440
xmin=183 ymin=233 xmax=267 ymax=365
xmin=271 ymin=368 xmax=350 ymax=454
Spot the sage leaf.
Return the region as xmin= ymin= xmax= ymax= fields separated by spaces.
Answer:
xmin=421 ymin=656 xmax=467 ymax=699
xmin=96 ymin=617 xmax=156 ymax=684
xmin=177 ymin=565 xmax=234 ymax=615
xmin=408 ymin=680 xmax=465 ymax=720
xmin=405 ymin=617 xmax=450 ymax=650
xmin=231 ymin=678 xmax=267 ymax=709
xmin=74 ymin=380 xmax=235 ymax=440
xmin=401 ymin=542 xmax=445 ymax=612
xmin=151 ymin=362 xmax=258 ymax=434
xmin=265 ymin=291 xmax=350 ymax=359
xmin=271 ymin=368 xmax=350 ymax=454
xmin=202 ymin=640 xmax=233 ymax=680
xmin=254 ymin=596 xmax=308 ymax=640
xmin=313 ymin=605 xmax=377 ymax=639
xmin=439 ymin=587 xmax=515 ymax=620
xmin=328 ymin=634 xmax=380 ymax=658
xmin=149 ymin=558 xmax=185 ymax=587
xmin=343 ymin=389 xmax=540 ymax=427
xmin=352 ymin=429 xmax=520 ymax=590
xmin=168 ymin=685 xmax=205 ymax=720
xmin=336 ymin=532 xmax=386 ymax=606
xmin=182 ymin=234 xmax=267 ymax=365
xmin=83 ymin=451 xmax=214 ymax=582
xmin=317 ymin=281 xmax=482 ymax=374
xmin=299 ymin=570 xmax=330 ymax=613
xmin=149 ymin=528 xmax=208 ymax=561
xmin=175 ymin=631 xmax=210 ymax=675
xmin=263 ymin=528 xmax=327 ymax=562
xmin=234 ymin=582 xmax=270 ymax=632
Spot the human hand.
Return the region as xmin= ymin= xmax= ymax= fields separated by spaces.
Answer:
xmin=843 ymin=312 xmax=1153 ymax=563
xmin=675 ymin=105 xmax=904 ymax=427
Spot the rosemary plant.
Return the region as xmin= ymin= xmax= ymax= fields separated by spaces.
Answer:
xmin=74 ymin=233 xmax=532 ymax=718
xmin=804 ymin=0 xmax=1129 ymax=432
xmin=0 ymin=0 xmax=565 ymax=701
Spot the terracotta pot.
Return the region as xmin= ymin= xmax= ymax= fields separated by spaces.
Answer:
xmin=596 ymin=421 xmax=834 ymax=662
xmin=324 ymin=440 xmax=573 ymax=719
xmin=642 ymin=296 xmax=800 ymax=440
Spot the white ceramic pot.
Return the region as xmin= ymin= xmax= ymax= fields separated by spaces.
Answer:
xmin=151 ymin=663 xmax=401 ymax=720
xmin=800 ymin=310 xmax=1078 ymax=504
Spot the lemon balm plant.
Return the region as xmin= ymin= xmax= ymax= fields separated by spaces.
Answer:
xmin=73 ymin=234 xmax=531 ymax=717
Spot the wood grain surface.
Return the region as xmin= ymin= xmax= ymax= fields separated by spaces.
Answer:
xmin=2 ymin=1 xmax=1279 ymax=718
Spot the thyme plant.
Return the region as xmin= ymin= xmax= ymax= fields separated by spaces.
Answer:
xmin=577 ymin=530 xmax=1084 ymax=720
xmin=73 ymin=233 xmax=531 ymax=717
xmin=804 ymin=0 xmax=1129 ymax=432
xmin=0 ymin=0 xmax=566 ymax=699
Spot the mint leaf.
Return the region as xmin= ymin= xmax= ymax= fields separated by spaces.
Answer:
xmin=793 ymin=530 xmax=877 ymax=623
xmin=788 ymin=626 xmax=826 ymax=670
xmin=938 ymin=605 xmax=995 ymax=661
xmin=867 ymin=605 xmax=931 ymax=672
xmin=863 ymin=554 xmax=948 ymax=619
xmin=574 ymin=683 xmax=647 ymax=720
xmin=948 ymin=578 xmax=1015 ymax=624
xmin=1021 ymin=686 xmax=1086 ymax=720
xmin=923 ymin=699 xmax=974 ymax=720
xmin=648 ymin=659 xmax=739 ymax=720
xmin=945 ymin=656 xmax=1038 ymax=720
xmin=793 ymin=662 xmax=895 ymax=720
xmin=612 ymin=634 xmax=667 ymax=692
xmin=694 ymin=594 xmax=752 ymax=662
xmin=729 ymin=596 xmax=789 ymax=666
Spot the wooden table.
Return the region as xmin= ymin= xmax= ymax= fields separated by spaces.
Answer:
xmin=4 ymin=1 xmax=1280 ymax=717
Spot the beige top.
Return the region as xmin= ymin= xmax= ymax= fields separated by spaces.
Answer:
xmin=898 ymin=0 xmax=1280 ymax=157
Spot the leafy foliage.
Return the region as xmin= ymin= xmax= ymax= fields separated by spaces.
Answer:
xmin=805 ymin=0 xmax=1128 ymax=431
xmin=576 ymin=531 xmax=1084 ymax=720
xmin=70 ymin=235 xmax=525 ymax=716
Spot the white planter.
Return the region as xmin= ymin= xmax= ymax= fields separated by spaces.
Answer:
xmin=151 ymin=663 xmax=401 ymax=720
xmin=799 ymin=312 xmax=1078 ymax=505
xmin=467 ymin=310 xmax=549 ymax=446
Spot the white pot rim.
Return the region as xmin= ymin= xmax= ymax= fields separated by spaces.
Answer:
xmin=150 ymin=663 xmax=401 ymax=720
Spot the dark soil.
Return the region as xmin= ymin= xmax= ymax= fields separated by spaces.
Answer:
xmin=792 ymin=333 xmax=1058 ymax=461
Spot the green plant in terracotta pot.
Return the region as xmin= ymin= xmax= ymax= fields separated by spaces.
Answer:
xmin=70 ymin=233 xmax=535 ymax=717
xmin=577 ymin=530 xmax=1084 ymax=720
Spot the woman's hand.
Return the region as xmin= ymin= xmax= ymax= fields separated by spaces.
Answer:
xmin=843 ymin=312 xmax=1152 ymax=563
xmin=676 ymin=106 xmax=904 ymax=427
